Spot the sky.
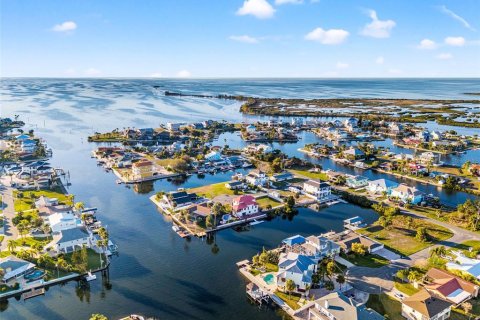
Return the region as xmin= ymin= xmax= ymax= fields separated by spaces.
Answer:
xmin=1 ymin=0 xmax=479 ymax=78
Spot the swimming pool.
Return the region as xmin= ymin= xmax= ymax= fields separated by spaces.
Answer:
xmin=24 ymin=270 xmax=45 ymax=280
xmin=263 ymin=274 xmax=275 ymax=285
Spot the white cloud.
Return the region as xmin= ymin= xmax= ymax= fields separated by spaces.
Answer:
xmin=229 ymin=35 xmax=259 ymax=44
xmin=275 ymin=0 xmax=303 ymax=5
xmin=361 ymin=10 xmax=396 ymax=38
xmin=439 ymin=5 xmax=476 ymax=32
xmin=149 ymin=72 xmax=163 ymax=78
xmin=376 ymin=56 xmax=385 ymax=64
xmin=305 ymin=27 xmax=349 ymax=45
xmin=436 ymin=53 xmax=453 ymax=60
xmin=52 ymin=21 xmax=77 ymax=32
xmin=176 ymin=70 xmax=191 ymax=78
xmin=444 ymin=36 xmax=466 ymax=46
xmin=236 ymin=0 xmax=275 ymax=19
xmin=336 ymin=62 xmax=349 ymax=69
xmin=418 ymin=39 xmax=437 ymax=50
xmin=84 ymin=68 xmax=101 ymax=76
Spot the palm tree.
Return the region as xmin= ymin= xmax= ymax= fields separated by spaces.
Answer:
xmin=336 ymin=274 xmax=346 ymax=291
xmin=407 ymin=270 xmax=420 ymax=286
xmin=396 ymin=268 xmax=409 ymax=283
xmin=74 ymin=202 xmax=85 ymax=212
xmin=7 ymin=240 xmax=16 ymax=253
xmin=430 ymin=246 xmax=447 ymax=258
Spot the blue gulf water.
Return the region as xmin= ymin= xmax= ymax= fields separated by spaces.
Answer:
xmin=0 ymin=78 xmax=479 ymax=320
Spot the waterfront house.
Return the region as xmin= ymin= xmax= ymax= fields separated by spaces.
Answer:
xmin=423 ymin=268 xmax=478 ymax=305
xmin=47 ymin=226 xmax=93 ymax=254
xmin=309 ymin=291 xmax=384 ymax=320
xmin=35 ymin=195 xmax=58 ymax=208
xmin=303 ymin=180 xmax=332 ymax=202
xmin=246 ymin=124 xmax=256 ymax=133
xmin=390 ymin=183 xmax=423 ymax=204
xmin=270 ymin=172 xmax=294 ymax=183
xmin=401 ymin=289 xmax=452 ymax=320
xmin=446 ymin=251 xmax=480 ymax=280
xmin=417 ymin=130 xmax=431 ymax=142
xmin=389 ymin=122 xmax=403 ymax=135
xmin=282 ymin=235 xmax=306 ymax=247
xmin=225 ymin=181 xmax=245 ymax=190
xmin=431 ymin=130 xmax=443 ymax=140
xmin=48 ymin=211 xmax=81 ymax=233
xmin=189 ymin=203 xmax=212 ymax=219
xmin=335 ymin=231 xmax=384 ymax=254
xmin=304 ymin=235 xmax=341 ymax=258
xmin=131 ymin=159 xmax=154 ymax=180
xmin=344 ymin=117 xmax=358 ymax=129
xmin=276 ymin=252 xmax=317 ymax=294
xmin=0 ymin=255 xmax=36 ymax=284
xmin=205 ymin=151 xmax=222 ymax=162
xmin=163 ymin=191 xmax=198 ymax=210
xmin=245 ymin=170 xmax=268 ymax=187
xmin=345 ymin=175 xmax=369 ymax=189
xmin=325 ymin=170 xmax=346 ymax=184
xmin=255 ymin=144 xmax=273 ymax=154
xmin=367 ymin=178 xmax=398 ymax=194
xmin=166 ymin=122 xmax=182 ymax=132
xmin=419 ymin=151 xmax=441 ymax=165
xmin=20 ymin=139 xmax=37 ymax=154
xmin=232 ymin=195 xmax=259 ymax=218
xmin=344 ymin=147 xmax=365 ymax=160
xmin=40 ymin=204 xmax=74 ymax=216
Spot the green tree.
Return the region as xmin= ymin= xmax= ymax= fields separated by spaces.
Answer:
xmin=396 ymin=268 xmax=409 ymax=282
xmin=7 ymin=240 xmax=17 ymax=253
xmin=351 ymin=243 xmax=367 ymax=256
xmin=90 ymin=314 xmax=108 ymax=320
xmin=415 ymin=227 xmax=428 ymax=242
xmin=336 ymin=274 xmax=345 ymax=290
xmin=285 ymin=279 xmax=296 ymax=297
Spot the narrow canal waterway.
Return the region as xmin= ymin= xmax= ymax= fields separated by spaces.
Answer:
xmin=1 ymin=78 xmax=479 ymax=320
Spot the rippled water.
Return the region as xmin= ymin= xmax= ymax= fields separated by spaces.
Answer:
xmin=0 ymin=78 xmax=479 ymax=320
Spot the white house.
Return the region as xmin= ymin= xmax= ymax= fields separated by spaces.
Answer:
xmin=232 ymin=195 xmax=259 ymax=218
xmin=303 ymin=180 xmax=332 ymax=202
xmin=246 ymin=124 xmax=256 ymax=133
xmin=48 ymin=211 xmax=81 ymax=233
xmin=402 ymin=289 xmax=452 ymax=320
xmin=446 ymin=251 xmax=480 ymax=280
xmin=166 ymin=122 xmax=182 ymax=132
xmin=345 ymin=175 xmax=369 ymax=189
xmin=245 ymin=170 xmax=268 ymax=186
xmin=390 ymin=183 xmax=423 ymax=204
xmin=309 ymin=291 xmax=384 ymax=320
xmin=205 ymin=151 xmax=222 ymax=162
xmin=47 ymin=226 xmax=93 ymax=254
xmin=367 ymin=179 xmax=398 ymax=194
xmin=276 ymin=252 xmax=317 ymax=293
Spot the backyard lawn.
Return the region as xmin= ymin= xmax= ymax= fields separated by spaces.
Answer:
xmin=256 ymin=196 xmax=281 ymax=209
xmin=394 ymin=281 xmax=419 ymax=296
xmin=341 ymin=252 xmax=390 ymax=268
xmin=189 ymin=182 xmax=243 ymax=199
xmin=454 ymin=240 xmax=480 ymax=257
xmin=366 ymin=293 xmax=403 ymax=320
xmin=13 ymin=236 xmax=52 ymax=248
xmin=13 ymin=188 xmax=70 ymax=212
xmin=289 ymin=169 xmax=328 ymax=181
xmin=64 ymin=248 xmax=106 ymax=271
xmin=275 ymin=291 xmax=302 ymax=310
xmin=357 ymin=216 xmax=453 ymax=256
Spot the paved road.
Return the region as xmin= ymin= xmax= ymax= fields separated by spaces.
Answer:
xmin=0 ymin=184 xmax=18 ymax=251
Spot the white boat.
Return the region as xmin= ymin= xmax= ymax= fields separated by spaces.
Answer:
xmin=129 ymin=315 xmax=145 ymax=320
xmin=249 ymin=219 xmax=264 ymax=226
xmin=85 ymin=272 xmax=97 ymax=281
xmin=116 ymin=179 xmax=123 ymax=184
xmin=172 ymin=225 xmax=180 ymax=232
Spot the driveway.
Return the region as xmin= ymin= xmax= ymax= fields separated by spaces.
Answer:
xmin=375 ymin=248 xmax=401 ymax=261
xmin=0 ymin=184 xmax=18 ymax=250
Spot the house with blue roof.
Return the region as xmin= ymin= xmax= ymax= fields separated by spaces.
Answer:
xmin=282 ymin=235 xmax=306 ymax=247
xmin=47 ymin=226 xmax=93 ymax=254
xmin=276 ymin=252 xmax=318 ymax=294
xmin=0 ymin=255 xmax=36 ymax=283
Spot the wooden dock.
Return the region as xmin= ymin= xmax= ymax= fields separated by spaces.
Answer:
xmin=22 ymin=288 xmax=45 ymax=300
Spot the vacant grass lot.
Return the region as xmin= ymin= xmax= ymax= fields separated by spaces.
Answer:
xmin=289 ymin=169 xmax=328 ymax=181
xmin=366 ymin=293 xmax=403 ymax=320
xmin=357 ymin=216 xmax=453 ymax=256
xmin=13 ymin=188 xmax=70 ymax=212
xmin=189 ymin=182 xmax=244 ymax=199
xmin=275 ymin=291 xmax=302 ymax=310
xmin=256 ymin=196 xmax=281 ymax=209
xmin=341 ymin=252 xmax=390 ymax=268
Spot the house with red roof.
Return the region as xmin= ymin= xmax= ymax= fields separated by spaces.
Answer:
xmin=232 ymin=195 xmax=259 ymax=218
xmin=423 ymin=268 xmax=478 ymax=305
